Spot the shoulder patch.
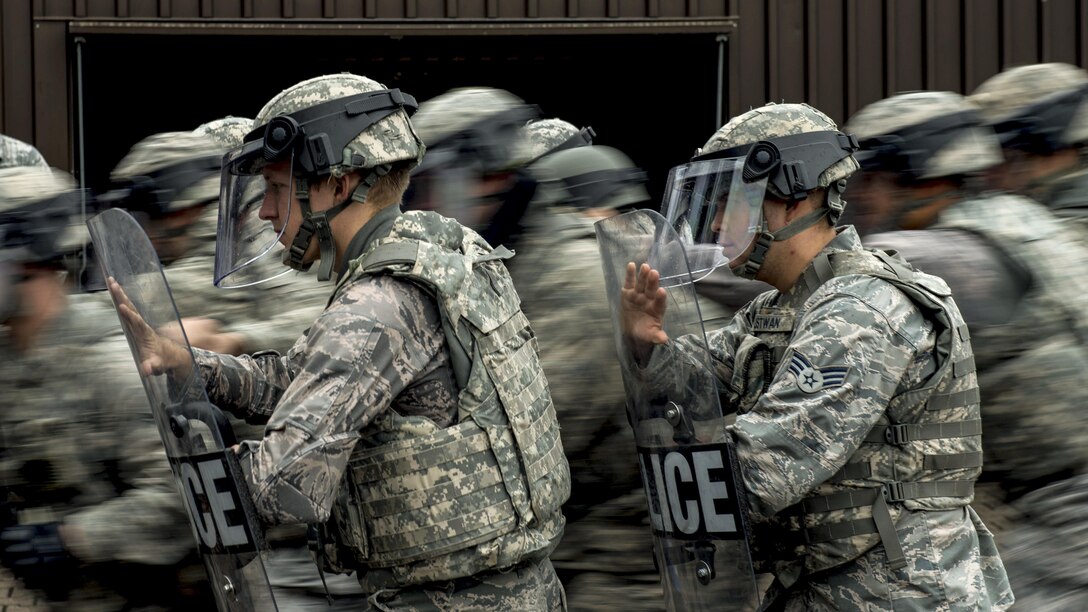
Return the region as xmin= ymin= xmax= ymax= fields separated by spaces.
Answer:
xmin=787 ymin=351 xmax=850 ymax=394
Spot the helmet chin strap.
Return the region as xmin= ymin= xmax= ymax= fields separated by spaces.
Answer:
xmin=284 ymin=165 xmax=390 ymax=281
xmin=735 ymin=182 xmax=845 ymax=280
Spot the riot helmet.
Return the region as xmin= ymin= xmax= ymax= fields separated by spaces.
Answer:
xmin=970 ymin=63 xmax=1088 ymax=154
xmin=0 ymin=134 xmax=49 ymax=170
xmin=663 ymin=103 xmax=859 ymax=280
xmin=193 ymin=116 xmax=253 ymax=152
xmin=845 ymin=91 xmax=1002 ymax=230
xmin=217 ymin=73 xmax=423 ymax=285
xmin=529 ymin=145 xmax=649 ymax=213
xmin=525 ymin=118 xmax=595 ymax=163
xmin=101 ymin=131 xmax=223 ymax=265
xmin=0 ymin=167 xmax=78 ymax=321
xmin=406 ymin=87 xmax=540 ymax=243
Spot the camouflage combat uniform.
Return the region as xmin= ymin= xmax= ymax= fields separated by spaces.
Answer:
xmin=508 ymin=188 xmax=663 ymax=610
xmin=0 ymin=166 xmax=197 ymax=609
xmin=648 ymin=227 xmax=1012 ymax=611
xmin=0 ymin=308 xmax=202 ymax=611
xmin=192 ymin=207 xmax=567 ymax=610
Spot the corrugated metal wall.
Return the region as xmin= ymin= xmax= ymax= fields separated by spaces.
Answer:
xmin=3 ymin=0 xmax=1088 ymax=172
xmin=728 ymin=0 xmax=1088 ymax=126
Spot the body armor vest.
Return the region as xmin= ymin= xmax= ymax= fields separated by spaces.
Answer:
xmin=732 ymin=247 xmax=981 ymax=574
xmin=938 ymin=193 xmax=1088 ymax=485
xmin=317 ymin=211 xmax=569 ymax=590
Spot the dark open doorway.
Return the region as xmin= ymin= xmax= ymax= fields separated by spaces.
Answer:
xmin=77 ymin=32 xmax=722 ymax=206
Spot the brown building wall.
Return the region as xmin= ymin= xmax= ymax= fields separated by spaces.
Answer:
xmin=2 ymin=0 xmax=1087 ymax=199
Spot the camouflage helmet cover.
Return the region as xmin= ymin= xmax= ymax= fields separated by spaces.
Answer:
xmin=529 ymin=145 xmax=650 ymax=210
xmin=193 ymin=116 xmax=253 ymax=152
xmin=254 ymin=73 xmax=424 ymax=175
xmin=412 ymin=87 xmax=535 ymax=170
xmin=845 ymin=91 xmax=1002 ymax=180
xmin=0 ymin=166 xmax=78 ymax=264
xmin=969 ymin=62 xmax=1088 ymax=148
xmin=0 ymin=134 xmax=49 ymax=170
xmin=111 ymin=131 xmax=223 ymax=212
xmin=698 ymin=103 xmax=860 ymax=197
xmin=525 ymin=118 xmax=580 ymax=160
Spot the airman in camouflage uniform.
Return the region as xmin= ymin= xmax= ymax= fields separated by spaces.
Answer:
xmin=0 ymin=134 xmax=48 ymax=170
xmin=128 ymin=73 xmax=569 ymax=610
xmin=851 ymin=90 xmax=1088 ymax=611
xmin=0 ymin=166 xmax=202 ymax=610
xmin=622 ymin=102 xmax=1012 ymax=610
xmin=194 ymin=116 xmax=367 ymax=609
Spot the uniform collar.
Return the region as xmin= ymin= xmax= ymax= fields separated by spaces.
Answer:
xmin=337 ymin=204 xmax=402 ymax=278
xmin=778 ymin=225 xmax=863 ymax=307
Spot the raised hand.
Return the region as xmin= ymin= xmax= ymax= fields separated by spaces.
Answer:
xmin=620 ymin=262 xmax=670 ymax=348
xmin=108 ymin=277 xmax=192 ymax=378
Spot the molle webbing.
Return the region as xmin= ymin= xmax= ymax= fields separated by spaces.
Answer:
xmin=783 ymin=247 xmax=980 ymax=571
xmin=329 ymin=211 xmax=569 ymax=583
xmin=346 ymin=420 xmax=518 ymax=566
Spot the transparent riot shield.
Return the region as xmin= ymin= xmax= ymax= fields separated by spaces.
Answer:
xmin=86 ymin=208 xmax=276 ymax=612
xmin=595 ymin=209 xmax=760 ymax=611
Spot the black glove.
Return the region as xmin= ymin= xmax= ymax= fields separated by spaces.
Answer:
xmin=0 ymin=522 xmax=79 ymax=598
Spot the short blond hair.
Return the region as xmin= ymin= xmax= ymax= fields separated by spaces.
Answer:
xmin=364 ymin=162 xmax=413 ymax=209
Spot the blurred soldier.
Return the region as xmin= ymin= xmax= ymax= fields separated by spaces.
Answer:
xmin=104 ymin=130 xmax=320 ymax=355
xmin=849 ymin=90 xmax=1088 ymax=611
xmin=621 ymin=102 xmax=1012 ymax=610
xmin=409 ymin=99 xmax=662 ymax=606
xmin=0 ymin=166 xmax=202 ymax=610
xmin=0 ymin=134 xmax=48 ymax=170
xmin=407 ymin=87 xmax=540 ymax=247
xmin=118 ymin=73 xmax=569 ymax=610
xmin=970 ymin=62 xmax=1088 ymax=227
xmin=512 ymin=143 xmax=667 ymax=609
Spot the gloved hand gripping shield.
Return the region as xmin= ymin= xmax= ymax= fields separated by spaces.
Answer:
xmin=88 ymin=208 xmax=277 ymax=612
xmin=216 ymin=89 xmax=419 ymax=286
xmin=595 ymin=209 xmax=760 ymax=611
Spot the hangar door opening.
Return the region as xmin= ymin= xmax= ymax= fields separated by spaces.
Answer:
xmin=77 ymin=32 xmax=724 ymax=204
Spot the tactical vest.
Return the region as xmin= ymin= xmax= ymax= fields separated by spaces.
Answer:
xmin=316 ymin=211 xmax=569 ymax=590
xmin=938 ymin=193 xmax=1088 ymax=485
xmin=731 ymin=248 xmax=981 ymax=575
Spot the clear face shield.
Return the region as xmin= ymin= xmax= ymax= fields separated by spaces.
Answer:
xmin=214 ymin=141 xmax=294 ymax=288
xmin=661 ymin=157 xmax=768 ymax=282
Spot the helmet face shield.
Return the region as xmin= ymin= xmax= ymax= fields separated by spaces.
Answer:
xmin=214 ymin=144 xmax=293 ymax=288
xmin=662 ymin=157 xmax=767 ymax=281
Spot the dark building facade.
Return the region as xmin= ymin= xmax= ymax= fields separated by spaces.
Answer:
xmin=3 ymin=0 xmax=1086 ymax=200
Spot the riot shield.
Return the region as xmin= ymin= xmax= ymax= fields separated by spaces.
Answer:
xmin=86 ymin=208 xmax=276 ymax=612
xmin=595 ymin=209 xmax=760 ymax=611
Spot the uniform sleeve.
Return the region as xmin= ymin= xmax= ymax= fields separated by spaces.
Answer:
xmin=639 ymin=300 xmax=754 ymax=415
xmin=194 ymin=346 xmax=296 ymax=425
xmin=65 ymin=335 xmax=194 ymax=566
xmin=238 ymin=285 xmax=441 ymax=526
xmin=731 ymin=282 xmax=924 ymax=517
